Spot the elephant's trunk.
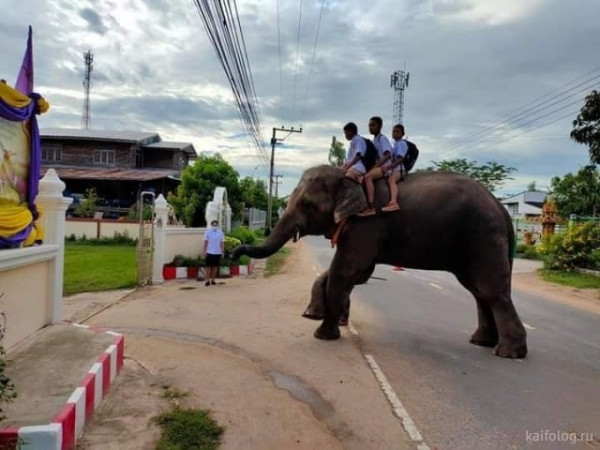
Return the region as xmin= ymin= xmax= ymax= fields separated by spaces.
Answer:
xmin=231 ymin=213 xmax=299 ymax=260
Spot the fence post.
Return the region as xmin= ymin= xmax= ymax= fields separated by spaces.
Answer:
xmin=36 ymin=169 xmax=73 ymax=323
xmin=152 ymin=194 xmax=169 ymax=284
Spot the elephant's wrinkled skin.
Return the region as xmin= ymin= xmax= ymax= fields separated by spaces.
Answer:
xmin=231 ymin=165 xmax=527 ymax=358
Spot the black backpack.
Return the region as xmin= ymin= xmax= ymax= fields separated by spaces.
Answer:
xmin=360 ymin=138 xmax=378 ymax=172
xmin=402 ymin=140 xmax=419 ymax=173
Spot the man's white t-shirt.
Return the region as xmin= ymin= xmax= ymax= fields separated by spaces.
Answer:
xmin=392 ymin=140 xmax=408 ymax=172
xmin=204 ymin=228 xmax=225 ymax=255
xmin=347 ymin=135 xmax=367 ymax=174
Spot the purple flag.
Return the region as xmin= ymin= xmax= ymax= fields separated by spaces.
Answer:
xmin=15 ymin=26 xmax=34 ymax=95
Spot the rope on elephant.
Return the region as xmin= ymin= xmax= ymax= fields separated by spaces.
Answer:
xmin=330 ymin=218 xmax=347 ymax=248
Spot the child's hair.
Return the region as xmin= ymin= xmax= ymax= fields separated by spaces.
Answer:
xmin=343 ymin=122 xmax=358 ymax=133
xmin=370 ymin=116 xmax=383 ymax=127
xmin=393 ymin=124 xmax=405 ymax=134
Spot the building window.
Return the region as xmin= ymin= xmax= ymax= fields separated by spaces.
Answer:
xmin=42 ymin=145 xmax=62 ymax=162
xmin=94 ymin=150 xmax=115 ymax=165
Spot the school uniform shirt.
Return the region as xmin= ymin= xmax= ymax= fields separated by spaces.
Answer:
xmin=347 ymin=134 xmax=367 ymax=174
xmin=374 ymin=133 xmax=393 ymax=173
xmin=392 ymin=140 xmax=409 ymax=172
xmin=204 ymin=227 xmax=225 ymax=255
xmin=373 ymin=133 xmax=393 ymax=161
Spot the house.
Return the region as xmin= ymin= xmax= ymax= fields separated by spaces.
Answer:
xmin=500 ymin=190 xmax=548 ymax=219
xmin=40 ymin=128 xmax=197 ymax=216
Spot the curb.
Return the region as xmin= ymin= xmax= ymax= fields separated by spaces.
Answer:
xmin=0 ymin=324 xmax=125 ymax=450
xmin=163 ymin=264 xmax=253 ymax=280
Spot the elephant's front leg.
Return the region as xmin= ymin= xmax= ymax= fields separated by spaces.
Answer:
xmin=302 ymin=270 xmax=329 ymax=320
xmin=303 ymin=269 xmax=351 ymax=326
xmin=314 ymin=251 xmax=376 ymax=340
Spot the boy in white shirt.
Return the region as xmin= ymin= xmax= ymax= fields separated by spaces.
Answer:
xmin=358 ymin=116 xmax=394 ymax=216
xmin=340 ymin=122 xmax=367 ymax=183
xmin=382 ymin=124 xmax=409 ymax=212
xmin=203 ymin=219 xmax=225 ymax=286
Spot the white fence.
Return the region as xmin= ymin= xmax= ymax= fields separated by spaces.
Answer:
xmin=0 ymin=170 xmax=71 ymax=350
xmin=152 ymin=195 xmax=206 ymax=283
xmin=247 ymin=208 xmax=266 ymax=230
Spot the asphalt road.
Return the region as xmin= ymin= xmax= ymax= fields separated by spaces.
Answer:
xmin=304 ymin=236 xmax=600 ymax=450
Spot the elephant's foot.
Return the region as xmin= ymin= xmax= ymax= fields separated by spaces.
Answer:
xmin=469 ymin=327 xmax=499 ymax=348
xmin=314 ymin=321 xmax=341 ymax=340
xmin=338 ymin=316 xmax=348 ymax=326
xmin=493 ymin=340 xmax=528 ymax=359
xmin=302 ymin=307 xmax=324 ymax=321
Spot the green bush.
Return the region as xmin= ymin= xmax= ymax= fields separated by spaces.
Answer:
xmin=65 ymin=231 xmax=137 ymax=247
xmin=591 ymin=248 xmax=600 ymax=269
xmin=539 ymin=222 xmax=600 ymax=270
xmin=224 ymin=236 xmax=242 ymax=255
xmin=228 ymin=226 xmax=256 ymax=244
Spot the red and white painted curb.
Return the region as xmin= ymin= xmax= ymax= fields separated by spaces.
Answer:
xmin=0 ymin=324 xmax=124 ymax=450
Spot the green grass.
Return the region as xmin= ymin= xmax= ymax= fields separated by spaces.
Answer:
xmin=153 ymin=407 xmax=224 ymax=450
xmin=265 ymin=247 xmax=291 ymax=277
xmin=64 ymin=242 xmax=137 ymax=296
xmin=539 ymin=269 xmax=600 ymax=289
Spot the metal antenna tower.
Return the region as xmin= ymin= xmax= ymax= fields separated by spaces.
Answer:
xmin=390 ymin=68 xmax=410 ymax=125
xmin=82 ymin=50 xmax=93 ymax=129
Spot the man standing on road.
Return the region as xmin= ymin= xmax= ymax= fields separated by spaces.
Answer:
xmin=203 ymin=219 xmax=225 ymax=286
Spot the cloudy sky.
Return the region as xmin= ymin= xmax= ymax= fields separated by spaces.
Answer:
xmin=1 ymin=0 xmax=599 ymax=197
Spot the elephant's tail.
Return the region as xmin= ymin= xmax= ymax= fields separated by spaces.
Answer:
xmin=502 ymin=203 xmax=516 ymax=271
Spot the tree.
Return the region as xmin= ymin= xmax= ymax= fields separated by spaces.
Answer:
xmin=428 ymin=158 xmax=516 ymax=192
xmin=328 ymin=136 xmax=345 ymax=167
xmin=75 ymin=188 xmax=98 ymax=217
xmin=571 ymin=90 xmax=600 ymax=164
xmin=527 ymin=181 xmax=537 ymax=191
xmin=239 ymin=176 xmax=268 ymax=210
xmin=550 ymin=166 xmax=600 ymax=217
xmin=168 ymin=154 xmax=242 ymax=227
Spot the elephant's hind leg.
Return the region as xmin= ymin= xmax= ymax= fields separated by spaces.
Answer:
xmin=456 ymin=272 xmax=499 ymax=347
xmin=457 ymin=270 xmax=527 ymax=358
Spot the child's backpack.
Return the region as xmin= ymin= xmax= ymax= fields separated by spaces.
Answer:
xmin=402 ymin=140 xmax=419 ymax=173
xmin=360 ymin=138 xmax=378 ymax=172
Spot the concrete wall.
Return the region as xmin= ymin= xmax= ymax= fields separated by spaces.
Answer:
xmin=164 ymin=227 xmax=205 ymax=263
xmin=66 ymin=219 xmax=139 ymax=240
xmin=0 ymin=246 xmax=57 ymax=350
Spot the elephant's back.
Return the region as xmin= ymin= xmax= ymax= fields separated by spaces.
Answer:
xmin=373 ymin=171 xmax=510 ymax=269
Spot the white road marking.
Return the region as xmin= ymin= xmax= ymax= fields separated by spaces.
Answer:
xmin=364 ymin=354 xmax=430 ymax=448
xmin=429 ymin=283 xmax=443 ymax=290
xmin=523 ymin=323 xmax=536 ymax=330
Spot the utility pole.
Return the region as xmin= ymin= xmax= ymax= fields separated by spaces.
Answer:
xmin=390 ymin=66 xmax=409 ymax=125
xmin=274 ymin=174 xmax=283 ymax=198
xmin=266 ymin=126 xmax=302 ymax=234
xmin=82 ymin=50 xmax=93 ymax=129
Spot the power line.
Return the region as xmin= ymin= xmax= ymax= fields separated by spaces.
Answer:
xmin=301 ymin=0 xmax=325 ymax=122
xmin=290 ymin=0 xmax=304 ymax=123
xmin=277 ymin=0 xmax=284 ymax=122
xmin=192 ymin=0 xmax=269 ymax=173
xmin=441 ymin=67 xmax=600 ymax=153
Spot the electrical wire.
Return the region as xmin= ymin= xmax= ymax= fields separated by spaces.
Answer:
xmin=441 ymin=67 xmax=600 ymax=153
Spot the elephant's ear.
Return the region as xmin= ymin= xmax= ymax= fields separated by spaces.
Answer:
xmin=333 ymin=177 xmax=367 ymax=223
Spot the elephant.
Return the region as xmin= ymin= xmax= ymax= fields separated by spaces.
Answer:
xmin=231 ymin=165 xmax=527 ymax=358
